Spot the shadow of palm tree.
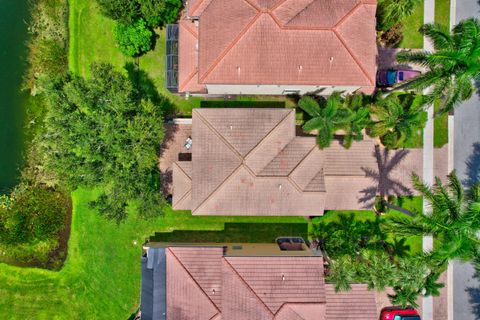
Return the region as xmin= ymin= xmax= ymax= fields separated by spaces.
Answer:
xmin=464 ymin=142 xmax=480 ymax=187
xmin=359 ymin=145 xmax=414 ymax=207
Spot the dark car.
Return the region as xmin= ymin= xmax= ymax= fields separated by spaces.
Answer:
xmin=377 ymin=69 xmax=421 ymax=87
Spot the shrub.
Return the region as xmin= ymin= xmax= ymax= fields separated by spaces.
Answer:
xmin=114 ymin=19 xmax=153 ymax=57
xmin=25 ymin=0 xmax=68 ymax=92
xmin=141 ymin=0 xmax=182 ymax=27
xmin=0 ymin=186 xmax=68 ymax=245
xmin=378 ymin=23 xmax=404 ymax=47
xmin=96 ymin=0 xmax=139 ymax=24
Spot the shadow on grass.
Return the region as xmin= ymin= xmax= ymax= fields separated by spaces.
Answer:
xmin=124 ymin=62 xmax=176 ymax=116
xmin=149 ymin=222 xmax=308 ymax=244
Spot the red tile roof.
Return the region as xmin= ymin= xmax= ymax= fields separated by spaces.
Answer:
xmin=163 ymin=246 xmax=378 ymax=320
xmin=179 ymin=0 xmax=377 ymax=92
xmin=172 ymin=108 xmax=425 ymax=215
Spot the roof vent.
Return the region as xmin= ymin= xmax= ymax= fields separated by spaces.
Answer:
xmin=236 ymin=66 xmax=241 ymax=74
xmin=230 ymin=125 xmax=233 ymax=130
xmin=278 ymin=184 xmax=282 ymax=190
xmin=329 ymin=56 xmax=334 ymax=63
xmin=212 ymin=289 xmax=216 ymax=295
xmin=297 ymin=65 xmax=303 ymax=71
xmin=282 ymin=275 xmax=285 ymax=281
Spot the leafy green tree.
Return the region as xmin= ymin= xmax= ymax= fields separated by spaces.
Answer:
xmin=41 ymin=64 xmax=166 ymax=222
xmin=369 ymin=93 xmax=427 ymax=149
xmin=397 ymin=19 xmax=480 ymax=113
xmin=138 ymin=0 xmax=182 ymax=27
xmin=377 ymin=0 xmax=422 ymax=30
xmin=298 ymin=93 xmax=354 ymax=149
xmin=386 ymin=171 xmax=480 ymax=265
xmin=114 ymin=19 xmax=154 ymax=57
xmin=96 ymin=0 xmax=139 ymax=24
xmin=343 ymin=94 xmax=372 ymax=149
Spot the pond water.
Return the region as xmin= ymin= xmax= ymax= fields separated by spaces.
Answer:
xmin=0 ymin=0 xmax=30 ymax=194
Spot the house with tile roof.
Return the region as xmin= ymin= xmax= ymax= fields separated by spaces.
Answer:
xmin=140 ymin=242 xmax=379 ymax=320
xmin=170 ymin=0 xmax=378 ymax=95
xmin=171 ymin=108 xmax=423 ymax=216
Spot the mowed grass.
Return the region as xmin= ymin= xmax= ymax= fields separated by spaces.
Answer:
xmin=435 ymin=0 xmax=451 ymax=28
xmin=0 ymin=189 xmax=307 ymax=319
xmin=399 ymin=1 xmax=424 ymax=49
xmin=69 ymin=0 xmax=201 ymax=114
xmin=434 ymin=99 xmax=449 ymax=148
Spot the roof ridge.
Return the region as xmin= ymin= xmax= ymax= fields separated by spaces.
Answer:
xmin=194 ymin=110 xmax=243 ymax=159
xmin=189 ymin=0 xmax=206 ymax=16
xmin=270 ymin=0 xmax=289 ymax=11
xmin=199 ymin=12 xmax=262 ymax=83
xmin=193 ymin=165 xmax=244 ymax=214
xmin=167 ymin=248 xmax=221 ymax=313
xmin=179 ymin=70 xmax=198 ymax=92
xmin=333 ymin=28 xmax=375 ymax=86
xmin=223 ymin=257 xmax=274 ymax=315
xmin=333 ymin=1 xmax=362 ymax=29
xmin=191 ymin=111 xmax=243 ymax=212
xmin=281 ymin=0 xmax=317 ymax=26
xmin=243 ymin=109 xmax=294 ymax=166
xmin=175 ymin=190 xmax=191 ymax=208
xmin=181 ymin=20 xmax=199 ymax=38
xmin=304 ymin=169 xmax=325 ymax=192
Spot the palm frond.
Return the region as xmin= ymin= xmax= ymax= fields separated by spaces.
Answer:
xmin=298 ymin=96 xmax=321 ymax=117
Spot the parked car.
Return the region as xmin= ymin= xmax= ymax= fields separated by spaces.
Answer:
xmin=380 ymin=306 xmax=421 ymax=320
xmin=376 ymin=69 xmax=421 ymax=87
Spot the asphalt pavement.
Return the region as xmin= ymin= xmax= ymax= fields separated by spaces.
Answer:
xmin=453 ymin=1 xmax=480 ymax=319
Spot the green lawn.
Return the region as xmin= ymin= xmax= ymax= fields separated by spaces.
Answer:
xmin=0 ymin=189 xmax=307 ymax=319
xmin=434 ymin=99 xmax=449 ymax=148
xmin=399 ymin=2 xmax=424 ymax=49
xmin=151 ymin=222 xmax=308 ymax=243
xmin=68 ymin=0 xmax=201 ymax=115
xmin=435 ymin=0 xmax=451 ymax=28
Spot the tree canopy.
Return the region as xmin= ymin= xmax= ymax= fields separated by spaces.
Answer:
xmin=386 ymin=171 xmax=480 ymax=265
xmin=96 ymin=0 xmax=182 ymax=27
xmin=397 ymin=19 xmax=480 ymax=113
xmin=369 ymin=93 xmax=427 ymax=149
xmin=298 ymin=93 xmax=354 ymax=149
xmin=114 ymin=18 xmax=153 ymax=57
xmin=41 ymin=64 xmax=166 ymax=222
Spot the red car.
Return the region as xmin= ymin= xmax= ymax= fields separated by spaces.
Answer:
xmin=376 ymin=69 xmax=421 ymax=87
xmin=380 ymin=306 xmax=421 ymax=320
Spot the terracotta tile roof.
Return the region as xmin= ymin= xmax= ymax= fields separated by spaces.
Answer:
xmin=325 ymin=284 xmax=378 ymax=320
xmin=172 ymin=162 xmax=192 ymax=210
xmin=182 ymin=108 xmax=326 ymax=215
xmin=172 ymin=109 xmax=425 ymax=214
xmin=224 ymin=256 xmax=326 ymax=313
xmin=168 ymin=247 xmax=224 ymax=309
xmin=179 ymin=0 xmax=377 ymax=92
xmin=166 ymin=248 xmax=220 ymax=319
xmin=150 ymin=246 xmax=378 ymax=320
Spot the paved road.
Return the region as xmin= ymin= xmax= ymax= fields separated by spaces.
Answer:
xmin=453 ymin=1 xmax=480 ymax=319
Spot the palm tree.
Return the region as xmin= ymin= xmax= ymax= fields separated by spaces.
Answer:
xmin=386 ymin=171 xmax=480 ymax=265
xmin=378 ymin=0 xmax=422 ymax=30
xmin=298 ymin=93 xmax=353 ymax=149
xmin=396 ymin=19 xmax=480 ymax=113
xmin=369 ymin=93 xmax=427 ymax=149
xmin=343 ymin=94 xmax=372 ymax=149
